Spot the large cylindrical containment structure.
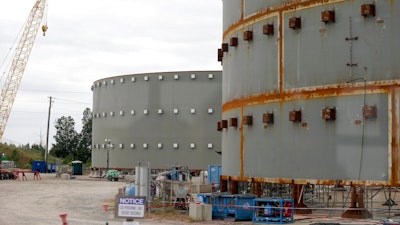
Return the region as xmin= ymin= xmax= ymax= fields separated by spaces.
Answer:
xmin=220 ymin=0 xmax=400 ymax=187
xmin=91 ymin=71 xmax=222 ymax=170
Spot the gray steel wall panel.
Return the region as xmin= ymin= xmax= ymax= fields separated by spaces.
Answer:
xmin=222 ymin=0 xmax=242 ymax=31
xmin=222 ymin=94 xmax=388 ymax=181
xmin=221 ymin=109 xmax=242 ymax=177
xmin=284 ymin=1 xmax=400 ymax=89
xmin=92 ymin=71 xmax=222 ymax=170
xmin=222 ymin=17 xmax=279 ymax=102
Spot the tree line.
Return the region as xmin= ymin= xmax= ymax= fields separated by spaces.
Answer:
xmin=49 ymin=108 xmax=92 ymax=164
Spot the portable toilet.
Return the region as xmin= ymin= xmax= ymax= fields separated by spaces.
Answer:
xmin=71 ymin=161 xmax=83 ymax=175
xmin=208 ymin=165 xmax=222 ymax=191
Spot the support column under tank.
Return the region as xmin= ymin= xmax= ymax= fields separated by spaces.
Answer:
xmin=220 ymin=178 xmax=228 ymax=192
xmin=292 ymin=183 xmax=312 ymax=214
xmin=229 ymin=179 xmax=238 ymax=194
xmin=342 ymin=185 xmax=372 ymax=219
xmin=252 ymin=181 xmax=262 ymax=197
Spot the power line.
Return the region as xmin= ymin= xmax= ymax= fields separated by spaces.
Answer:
xmin=19 ymin=88 xmax=91 ymax=94
xmin=53 ymin=97 xmax=90 ymax=105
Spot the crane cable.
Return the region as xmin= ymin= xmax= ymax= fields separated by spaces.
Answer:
xmin=42 ymin=2 xmax=48 ymax=36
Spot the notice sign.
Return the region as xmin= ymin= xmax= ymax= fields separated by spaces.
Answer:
xmin=115 ymin=195 xmax=146 ymax=218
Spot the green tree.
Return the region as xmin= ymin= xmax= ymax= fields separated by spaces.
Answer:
xmin=52 ymin=116 xmax=79 ymax=159
xmin=31 ymin=143 xmax=45 ymax=160
xmin=76 ymin=108 xmax=92 ymax=163
xmin=9 ymin=149 xmax=20 ymax=162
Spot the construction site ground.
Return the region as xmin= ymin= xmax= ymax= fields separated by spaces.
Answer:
xmin=0 ymin=173 xmax=399 ymax=225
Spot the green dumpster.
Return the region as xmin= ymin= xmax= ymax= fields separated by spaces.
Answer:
xmin=71 ymin=161 xmax=83 ymax=175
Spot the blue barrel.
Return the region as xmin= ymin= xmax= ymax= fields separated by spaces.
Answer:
xmin=125 ymin=184 xmax=136 ymax=196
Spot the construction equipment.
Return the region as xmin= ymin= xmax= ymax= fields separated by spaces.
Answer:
xmin=0 ymin=0 xmax=48 ymax=139
xmin=106 ymin=170 xmax=119 ymax=181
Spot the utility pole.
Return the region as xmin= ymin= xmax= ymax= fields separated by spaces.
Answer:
xmin=45 ymin=96 xmax=53 ymax=173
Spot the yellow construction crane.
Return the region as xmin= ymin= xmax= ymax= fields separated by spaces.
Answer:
xmin=0 ymin=0 xmax=48 ymax=139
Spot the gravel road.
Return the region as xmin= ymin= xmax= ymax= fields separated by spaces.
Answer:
xmin=0 ymin=173 xmax=389 ymax=225
xmin=0 ymin=173 xmax=124 ymax=225
xmin=0 ymin=173 xmax=245 ymax=225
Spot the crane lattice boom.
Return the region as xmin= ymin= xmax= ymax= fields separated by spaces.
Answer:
xmin=0 ymin=0 xmax=47 ymax=139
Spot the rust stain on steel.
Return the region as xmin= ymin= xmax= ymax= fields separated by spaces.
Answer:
xmin=222 ymin=176 xmax=395 ymax=187
xmin=240 ymin=106 xmax=244 ymax=179
xmin=391 ymin=87 xmax=399 ymax=184
xmin=223 ymin=0 xmax=345 ymax=40
xmin=223 ymin=82 xmax=395 ymax=113
xmin=241 ymin=0 xmax=245 ymax=20
xmin=279 ymin=12 xmax=284 ymax=93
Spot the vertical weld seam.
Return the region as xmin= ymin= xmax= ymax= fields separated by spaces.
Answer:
xmin=240 ymin=106 xmax=244 ymax=178
xmin=279 ymin=11 xmax=284 ymax=93
xmin=241 ymin=0 xmax=245 ymax=20
xmin=391 ymin=88 xmax=399 ymax=184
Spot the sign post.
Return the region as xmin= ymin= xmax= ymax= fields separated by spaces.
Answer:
xmin=115 ymin=195 xmax=146 ymax=223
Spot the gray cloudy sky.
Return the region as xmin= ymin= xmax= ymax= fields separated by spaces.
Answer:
xmin=0 ymin=0 xmax=222 ymax=146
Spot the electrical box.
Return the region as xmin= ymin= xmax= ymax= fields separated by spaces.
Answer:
xmin=221 ymin=120 xmax=228 ymax=129
xmin=361 ymin=4 xmax=375 ymax=17
xmin=363 ymin=105 xmax=377 ymax=119
xmin=229 ymin=117 xmax=238 ymax=127
xmin=221 ymin=43 xmax=229 ymax=52
xmin=289 ymin=110 xmax=302 ymax=122
xmin=263 ymin=113 xmax=274 ymax=124
xmin=230 ymin=37 xmax=238 ymax=46
xmin=217 ymin=122 xmax=222 ymax=131
xmin=263 ymin=24 xmax=274 ymax=35
xmin=322 ymin=107 xmax=336 ymax=120
xmin=289 ymin=17 xmax=301 ymax=29
xmin=321 ymin=10 xmax=335 ymax=23
xmin=243 ymin=115 xmax=253 ymax=125
xmin=252 ymin=198 xmax=294 ymax=224
xmin=217 ymin=49 xmax=223 ymax=62
xmin=243 ymin=31 xmax=253 ymax=41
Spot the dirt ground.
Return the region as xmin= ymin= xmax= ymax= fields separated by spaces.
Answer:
xmin=0 ymin=173 xmax=243 ymax=225
xmin=0 ymin=173 xmax=395 ymax=225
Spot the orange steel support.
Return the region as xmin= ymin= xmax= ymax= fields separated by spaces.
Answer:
xmin=292 ymin=184 xmax=312 ymax=214
xmin=252 ymin=181 xmax=262 ymax=197
xmin=220 ymin=179 xmax=228 ymax=192
xmin=229 ymin=179 xmax=238 ymax=194
xmin=342 ymin=186 xmax=372 ymax=219
xmin=391 ymin=88 xmax=399 ymax=185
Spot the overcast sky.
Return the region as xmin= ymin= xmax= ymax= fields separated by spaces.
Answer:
xmin=0 ymin=0 xmax=222 ymax=146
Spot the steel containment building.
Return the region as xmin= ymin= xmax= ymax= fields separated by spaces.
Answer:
xmin=91 ymin=71 xmax=222 ymax=170
xmin=218 ymin=0 xmax=400 ymax=217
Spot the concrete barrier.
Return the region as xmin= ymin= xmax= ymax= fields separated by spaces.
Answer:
xmin=189 ymin=203 xmax=212 ymax=222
